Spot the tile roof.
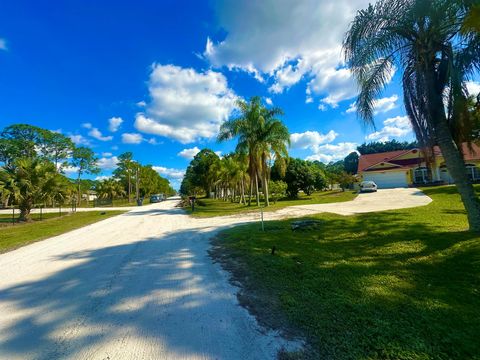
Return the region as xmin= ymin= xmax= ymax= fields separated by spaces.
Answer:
xmin=358 ymin=142 xmax=480 ymax=172
xmin=357 ymin=150 xmax=409 ymax=173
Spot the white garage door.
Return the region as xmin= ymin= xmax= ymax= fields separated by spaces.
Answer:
xmin=363 ymin=171 xmax=408 ymax=188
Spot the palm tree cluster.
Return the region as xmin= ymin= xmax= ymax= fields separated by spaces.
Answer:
xmin=0 ymin=158 xmax=71 ymax=221
xmin=181 ymin=97 xmax=290 ymax=206
xmin=344 ymin=0 xmax=480 ymax=231
xmin=217 ymin=96 xmax=290 ymax=206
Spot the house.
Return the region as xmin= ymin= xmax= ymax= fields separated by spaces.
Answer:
xmin=357 ymin=143 xmax=480 ymax=188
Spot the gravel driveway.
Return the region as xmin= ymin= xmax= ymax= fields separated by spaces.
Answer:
xmin=0 ymin=188 xmax=431 ymax=359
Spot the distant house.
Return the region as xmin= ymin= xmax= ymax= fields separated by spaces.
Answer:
xmin=357 ymin=143 xmax=480 ymax=188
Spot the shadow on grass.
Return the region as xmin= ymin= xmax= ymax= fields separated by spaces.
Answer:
xmin=0 ymin=227 xmax=287 ymax=359
xmin=212 ymin=209 xmax=480 ymax=359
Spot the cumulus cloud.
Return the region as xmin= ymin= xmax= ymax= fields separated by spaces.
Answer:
xmin=366 ymin=115 xmax=412 ymax=142
xmin=290 ymin=130 xmax=338 ymax=150
xmin=108 ymin=117 xmax=123 ymax=132
xmin=101 ymin=152 xmax=112 ymax=157
xmin=466 ymin=81 xmax=480 ymax=96
xmin=62 ymin=165 xmax=80 ymax=175
xmin=134 ymin=64 xmax=238 ymax=143
xmin=346 ymin=94 xmax=399 ymax=115
xmin=265 ymin=97 xmax=273 ymax=105
xmin=69 ymin=134 xmax=91 ymax=146
xmin=152 ymin=166 xmax=185 ymax=180
xmin=177 ymin=146 xmax=201 ymax=160
xmin=121 ymin=133 xmax=144 ymax=144
xmin=204 ymin=0 xmax=388 ymax=108
xmin=306 ymin=142 xmax=358 ymax=163
xmin=81 ymin=123 xmax=92 ymax=129
xmin=97 ymin=156 xmax=119 ymax=170
xmin=0 ymin=38 xmax=7 ymax=51
xmin=95 ymin=175 xmax=112 ymax=181
xmin=88 ymin=128 xmax=113 ymax=141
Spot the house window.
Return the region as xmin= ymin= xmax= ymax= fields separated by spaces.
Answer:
xmin=466 ymin=164 xmax=480 ymax=181
xmin=414 ymin=167 xmax=431 ymax=183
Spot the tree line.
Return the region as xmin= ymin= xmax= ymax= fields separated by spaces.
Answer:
xmin=180 ymin=97 xmax=359 ymax=205
xmin=0 ymin=124 xmax=174 ymax=221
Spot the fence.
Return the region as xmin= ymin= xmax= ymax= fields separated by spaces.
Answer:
xmin=0 ymin=201 xmax=77 ymax=226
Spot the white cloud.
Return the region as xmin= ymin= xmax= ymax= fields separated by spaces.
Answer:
xmin=101 ymin=152 xmax=112 ymax=157
xmin=88 ymin=128 xmax=113 ymax=141
xmin=306 ymin=142 xmax=358 ymax=163
xmin=62 ymin=165 xmax=79 ymax=175
xmin=134 ymin=64 xmax=238 ymax=144
xmin=97 ymin=156 xmax=119 ymax=170
xmin=346 ymin=94 xmax=398 ymax=115
xmin=108 ymin=117 xmax=123 ymax=132
xmin=265 ymin=97 xmax=273 ymax=105
xmin=147 ymin=137 xmax=159 ymax=145
xmin=137 ymin=100 xmax=146 ymax=107
xmin=466 ymin=81 xmax=480 ymax=96
xmin=81 ymin=122 xmax=92 ymax=129
xmin=111 ymin=145 xmax=119 ymax=151
xmin=0 ymin=38 xmax=7 ymax=51
xmin=69 ymin=134 xmax=91 ymax=146
xmin=152 ymin=166 xmax=185 ymax=180
xmin=177 ymin=146 xmax=201 ymax=159
xmin=366 ymin=115 xmax=412 ymax=142
xmin=95 ymin=175 xmax=112 ymax=181
xmin=290 ymin=130 xmax=338 ymax=150
xmin=204 ymin=0 xmax=386 ymax=108
xmin=121 ymin=132 xmax=144 ymax=144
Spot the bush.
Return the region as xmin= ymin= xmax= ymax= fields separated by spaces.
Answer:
xmin=268 ymin=180 xmax=287 ymax=204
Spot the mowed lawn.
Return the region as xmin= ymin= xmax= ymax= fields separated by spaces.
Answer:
xmin=0 ymin=211 xmax=125 ymax=253
xmin=188 ymin=190 xmax=357 ymax=217
xmin=212 ymin=186 xmax=480 ymax=359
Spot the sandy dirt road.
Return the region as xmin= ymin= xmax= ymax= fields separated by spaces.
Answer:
xmin=0 ymin=189 xmax=431 ymax=359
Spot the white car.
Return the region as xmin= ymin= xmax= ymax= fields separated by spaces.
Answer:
xmin=359 ymin=181 xmax=378 ymax=192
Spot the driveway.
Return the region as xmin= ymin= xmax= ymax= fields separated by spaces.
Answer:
xmin=0 ymin=189 xmax=431 ymax=359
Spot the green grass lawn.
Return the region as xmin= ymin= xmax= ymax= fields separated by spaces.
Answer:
xmin=0 ymin=210 xmax=125 ymax=253
xmin=211 ymin=185 xmax=480 ymax=359
xmin=188 ymin=190 xmax=357 ymax=218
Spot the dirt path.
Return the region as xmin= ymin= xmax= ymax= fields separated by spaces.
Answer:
xmin=0 ymin=189 xmax=431 ymax=359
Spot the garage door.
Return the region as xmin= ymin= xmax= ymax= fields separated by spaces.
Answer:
xmin=363 ymin=171 xmax=408 ymax=188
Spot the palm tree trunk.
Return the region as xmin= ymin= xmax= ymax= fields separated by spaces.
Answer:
xmin=435 ymin=119 xmax=480 ymax=231
xmin=262 ymin=159 xmax=270 ymax=206
xmin=263 ymin=170 xmax=270 ymax=207
xmin=255 ymin=172 xmax=260 ymax=206
xmin=241 ymin=177 xmax=246 ymax=204
xmin=424 ymin=67 xmax=480 ymax=232
xmin=19 ymin=199 xmax=33 ymax=222
xmin=248 ymin=177 xmax=253 ymax=206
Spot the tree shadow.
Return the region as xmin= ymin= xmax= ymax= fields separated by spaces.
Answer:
xmin=0 ymin=227 xmax=292 ymax=359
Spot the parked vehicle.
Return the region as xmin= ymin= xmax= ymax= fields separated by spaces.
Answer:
xmin=359 ymin=181 xmax=378 ymax=193
xmin=150 ymin=194 xmax=164 ymax=203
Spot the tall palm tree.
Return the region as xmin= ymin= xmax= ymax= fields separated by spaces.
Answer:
xmin=255 ymin=110 xmax=290 ymax=206
xmin=219 ymin=97 xmax=263 ymax=206
xmin=0 ymin=158 xmax=68 ymax=221
xmin=218 ymin=96 xmax=289 ymax=206
xmin=344 ymin=0 xmax=480 ymax=231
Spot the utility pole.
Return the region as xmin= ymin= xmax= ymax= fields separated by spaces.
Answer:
xmin=135 ymin=164 xmax=140 ymax=203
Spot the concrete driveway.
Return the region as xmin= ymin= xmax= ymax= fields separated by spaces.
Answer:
xmin=0 ymin=189 xmax=431 ymax=359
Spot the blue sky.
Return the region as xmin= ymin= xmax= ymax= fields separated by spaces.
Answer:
xmin=0 ymin=0 xmax=478 ymax=188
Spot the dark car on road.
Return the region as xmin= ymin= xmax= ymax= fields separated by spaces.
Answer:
xmin=150 ymin=194 xmax=164 ymax=203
